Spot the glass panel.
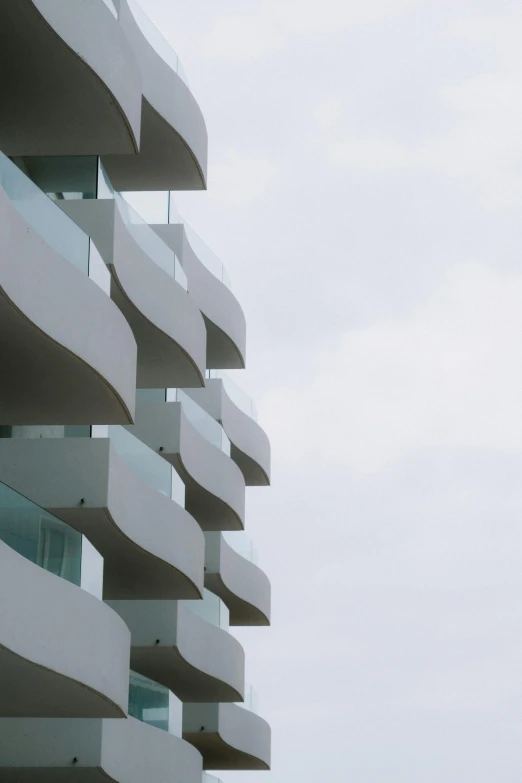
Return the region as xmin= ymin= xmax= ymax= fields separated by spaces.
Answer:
xmin=222 ymin=531 xmax=259 ymax=565
xmin=121 ymin=191 xmax=170 ymax=224
xmin=186 ymin=588 xmax=229 ymax=630
xmin=97 ymin=159 xmax=114 ymax=200
xmin=236 ymin=684 xmax=259 ymax=714
xmin=183 ymin=223 xmax=232 ymax=290
xmin=128 ymin=671 xmax=182 ymax=735
xmin=206 ymin=371 xmax=258 ymax=421
xmin=202 ymin=775 xmax=223 ymax=783
xmin=80 ymin=537 xmax=104 ymax=599
xmin=12 ymin=155 xmax=98 ymax=201
xmin=168 ymin=389 xmax=231 ymax=455
xmin=108 ymin=425 xmax=184 ymax=504
xmin=88 ymin=239 xmax=111 ymax=295
xmin=127 ymin=0 xmax=189 ymax=84
xmin=0 ymin=481 xmax=103 ymax=596
xmin=1 ymin=152 xmax=90 ymax=274
xmin=115 ymin=193 xmax=177 ymax=278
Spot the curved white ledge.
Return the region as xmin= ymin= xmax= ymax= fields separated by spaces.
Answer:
xmin=102 ymin=0 xmax=208 ymax=190
xmin=0 ymin=716 xmax=203 ymax=783
xmin=185 ymin=380 xmax=271 ymax=486
xmin=153 ymin=224 xmax=246 ymax=369
xmin=107 ymin=600 xmax=245 ymax=703
xmin=128 ymin=401 xmax=246 ymax=530
xmin=0 ymin=0 xmax=141 ymax=155
xmin=183 ymin=703 xmax=271 ymax=771
xmin=0 ymin=540 xmax=130 ymax=718
xmin=61 ymin=199 xmax=206 ymax=388
xmin=0 ymin=438 xmax=204 ymax=600
xmin=0 ymin=187 xmax=137 ymax=424
xmin=204 ymin=534 xmax=271 ymax=626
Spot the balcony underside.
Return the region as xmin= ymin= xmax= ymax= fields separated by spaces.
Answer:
xmin=0 ymin=0 xmax=141 ymax=156
xmin=184 ymin=703 xmax=271 ymax=771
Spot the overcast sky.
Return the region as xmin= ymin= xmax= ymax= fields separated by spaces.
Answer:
xmin=143 ymin=1 xmax=522 ymax=780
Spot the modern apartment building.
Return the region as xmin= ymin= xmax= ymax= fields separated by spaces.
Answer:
xmin=0 ymin=1 xmax=271 ymax=780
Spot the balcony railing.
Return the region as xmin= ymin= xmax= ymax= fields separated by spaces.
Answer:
xmin=129 ymin=670 xmax=182 ymax=735
xmin=185 ymin=588 xmax=230 ymax=630
xmin=91 ymin=425 xmax=186 ymax=507
xmin=0 ymin=481 xmax=103 ymax=598
xmin=115 ymin=193 xmax=188 ymax=290
xmin=222 ymin=531 xmax=259 ymax=565
xmin=137 ymin=389 xmax=231 ymax=456
xmin=206 ymin=370 xmax=258 ymax=421
xmin=119 ymin=191 xmax=233 ymax=290
xmin=127 ymin=0 xmax=189 ymax=84
xmin=0 ymin=153 xmax=110 ymax=294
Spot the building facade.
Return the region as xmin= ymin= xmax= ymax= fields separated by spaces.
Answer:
xmin=0 ymin=1 xmax=271 ymax=780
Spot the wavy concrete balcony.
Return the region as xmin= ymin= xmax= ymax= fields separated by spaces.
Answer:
xmin=0 ymin=155 xmax=137 ymax=424
xmin=102 ymin=0 xmax=208 ymax=190
xmin=0 ymin=716 xmax=203 ymax=783
xmin=204 ymin=533 xmax=271 ymax=626
xmin=0 ymin=483 xmax=130 ymax=718
xmin=183 ymin=702 xmax=271 ymax=770
xmin=128 ymin=394 xmax=245 ymax=530
xmin=0 ymin=434 xmax=204 ymax=600
xmin=154 ymin=221 xmax=246 ymax=369
xmin=60 ymin=195 xmax=206 ymax=389
xmin=185 ymin=374 xmax=271 ymax=486
xmin=0 ymin=0 xmax=141 ymax=156
xmin=107 ymin=596 xmax=245 ymax=702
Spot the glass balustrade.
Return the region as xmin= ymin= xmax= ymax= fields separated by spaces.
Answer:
xmin=119 ymin=191 xmax=233 ymax=291
xmin=136 ymin=389 xmax=231 ymax=455
xmin=0 ymin=153 xmax=109 ymax=294
xmin=183 ymin=222 xmax=232 ymax=290
xmin=167 ymin=389 xmax=231 ymax=455
xmin=0 ymin=481 xmax=103 ymax=599
xmin=115 ymin=194 xmax=188 ymax=290
xmin=129 ymin=671 xmax=182 ymax=736
xmin=222 ymin=531 xmax=259 ymax=565
xmin=91 ymin=425 xmax=186 ymax=507
xmin=206 ymin=370 xmax=258 ymax=421
xmin=0 ymin=425 xmax=185 ymax=509
xmin=127 ymin=0 xmax=189 ymax=84
xmin=235 ymin=683 xmax=259 ymax=714
xmin=186 ymin=588 xmax=229 ymax=630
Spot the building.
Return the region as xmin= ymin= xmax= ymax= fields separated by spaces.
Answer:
xmin=0 ymin=1 xmax=272 ymax=780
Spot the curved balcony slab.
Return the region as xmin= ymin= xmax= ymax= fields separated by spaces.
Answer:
xmin=0 ymin=0 xmax=141 ymax=156
xmin=0 ymin=185 xmax=137 ymax=424
xmin=185 ymin=379 xmax=271 ymax=486
xmin=107 ymin=600 xmax=245 ymax=703
xmin=183 ymin=703 xmax=271 ymax=771
xmin=204 ymin=533 xmax=270 ymax=626
xmin=153 ymin=224 xmax=246 ymax=369
xmin=61 ymin=199 xmax=206 ymax=389
xmin=0 ymin=716 xmax=203 ymax=783
xmin=0 ymin=437 xmax=204 ymax=600
xmin=0 ymin=539 xmax=130 ymax=718
xmin=128 ymin=400 xmax=245 ymax=530
xmin=102 ymin=1 xmax=208 ymax=190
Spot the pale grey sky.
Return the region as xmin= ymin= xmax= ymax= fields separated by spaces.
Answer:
xmin=144 ymin=1 xmax=522 ymax=780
